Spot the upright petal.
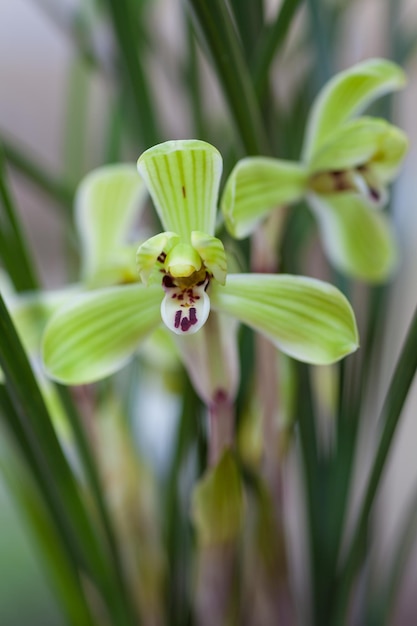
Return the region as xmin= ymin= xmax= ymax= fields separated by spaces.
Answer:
xmin=307 ymin=192 xmax=397 ymax=282
xmin=210 ymin=274 xmax=359 ymax=365
xmin=42 ymin=284 xmax=162 ymax=384
xmin=303 ymin=58 xmax=406 ymax=161
xmin=308 ymin=117 xmax=407 ymax=174
xmin=137 ymin=140 xmax=222 ymax=239
xmin=221 ymin=157 xmax=307 ymax=239
xmin=76 ymin=164 xmax=147 ymax=283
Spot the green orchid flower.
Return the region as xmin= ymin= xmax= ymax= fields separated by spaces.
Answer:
xmin=42 ymin=139 xmax=359 ymax=386
xmin=222 ymin=58 xmax=408 ymax=282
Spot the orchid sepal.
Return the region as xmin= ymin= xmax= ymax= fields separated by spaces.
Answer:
xmin=137 ymin=140 xmax=222 ymax=239
xmin=210 ymin=274 xmax=359 ymax=365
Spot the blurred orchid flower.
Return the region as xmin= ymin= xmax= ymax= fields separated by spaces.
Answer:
xmin=42 ymin=140 xmax=359 ymax=386
xmin=0 ymin=165 xmax=147 ymax=381
xmin=222 ymin=58 xmax=408 ymax=281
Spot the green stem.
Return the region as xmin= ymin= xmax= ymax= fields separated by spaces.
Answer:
xmin=333 ymin=304 xmax=417 ymax=623
xmin=252 ymin=0 xmax=302 ymax=98
xmin=0 ymin=292 xmax=134 ymax=626
xmin=56 ymin=385 xmax=137 ymax=624
xmin=187 ymin=0 xmax=270 ymax=155
xmin=105 ymin=0 xmax=160 ymax=148
xmin=0 ymin=146 xmax=39 ymax=291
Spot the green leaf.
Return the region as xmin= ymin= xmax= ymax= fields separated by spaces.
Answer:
xmin=308 ymin=192 xmax=397 ymax=282
xmin=76 ymin=164 xmax=147 ymax=283
xmin=42 ymin=284 xmax=162 ymax=384
xmin=303 ymin=58 xmax=406 ymax=161
xmin=210 ymin=274 xmax=359 ymax=364
xmin=191 ymin=449 xmax=244 ymax=545
xmin=308 ymin=117 xmax=408 ymax=176
xmin=137 ymin=140 xmax=222 ymax=239
xmin=221 ymin=157 xmax=307 ymax=239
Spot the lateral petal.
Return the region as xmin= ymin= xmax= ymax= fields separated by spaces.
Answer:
xmin=42 ymin=284 xmax=162 ymax=384
xmin=210 ymin=274 xmax=359 ymax=364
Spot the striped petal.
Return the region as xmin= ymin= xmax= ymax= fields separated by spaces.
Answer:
xmin=307 ymin=192 xmax=397 ymax=282
xmin=42 ymin=284 xmax=162 ymax=384
xmin=303 ymin=58 xmax=406 ymax=162
xmin=137 ymin=140 xmax=222 ymax=239
xmin=309 ymin=117 xmax=407 ymax=175
xmin=210 ymin=274 xmax=358 ymax=365
xmin=221 ymin=157 xmax=307 ymax=239
xmin=76 ymin=164 xmax=147 ymax=284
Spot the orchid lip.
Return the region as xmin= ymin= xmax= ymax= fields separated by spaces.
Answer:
xmin=160 ymin=274 xmax=211 ymax=335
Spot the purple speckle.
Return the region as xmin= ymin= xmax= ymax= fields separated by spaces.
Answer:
xmin=181 ymin=317 xmax=191 ymax=332
xmin=174 ymin=310 xmax=182 ymax=328
xmin=189 ymin=307 xmax=197 ymax=325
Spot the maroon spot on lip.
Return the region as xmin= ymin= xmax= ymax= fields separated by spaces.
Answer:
xmin=181 ymin=317 xmax=191 ymax=332
xmin=163 ymin=275 xmax=175 ymax=288
xmin=189 ymin=307 xmax=197 ymax=325
xmin=174 ymin=310 xmax=182 ymax=328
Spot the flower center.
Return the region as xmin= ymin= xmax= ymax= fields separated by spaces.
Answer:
xmin=309 ymin=165 xmax=384 ymax=207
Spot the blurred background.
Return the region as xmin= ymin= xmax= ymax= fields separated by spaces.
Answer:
xmin=1 ymin=0 xmax=417 ymax=624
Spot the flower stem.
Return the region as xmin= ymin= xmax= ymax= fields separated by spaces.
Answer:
xmin=186 ymin=0 xmax=270 ymax=155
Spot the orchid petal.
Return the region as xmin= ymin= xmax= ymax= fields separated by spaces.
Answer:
xmin=137 ymin=140 xmax=222 ymax=239
xmin=136 ymin=232 xmax=180 ymax=284
xmin=191 ymin=231 xmax=227 ymax=284
xmin=42 ymin=284 xmax=162 ymax=384
xmin=303 ymin=58 xmax=406 ymax=161
xmin=210 ymin=274 xmax=359 ymax=365
xmin=309 ymin=117 xmax=407 ymax=174
xmin=76 ymin=164 xmax=147 ymax=283
xmin=308 ymin=192 xmax=397 ymax=282
xmin=221 ymin=157 xmax=307 ymax=239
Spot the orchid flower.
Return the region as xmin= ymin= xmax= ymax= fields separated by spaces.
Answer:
xmin=0 ymin=165 xmax=147 ymax=380
xmin=42 ymin=140 xmax=358 ymax=386
xmin=221 ymin=58 xmax=408 ymax=282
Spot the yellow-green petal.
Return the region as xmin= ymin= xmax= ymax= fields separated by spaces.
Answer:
xmin=307 ymin=192 xmax=397 ymax=282
xmin=191 ymin=231 xmax=227 ymax=284
xmin=303 ymin=58 xmax=406 ymax=161
xmin=42 ymin=284 xmax=163 ymax=385
xmin=136 ymin=232 xmax=180 ymax=284
xmin=137 ymin=140 xmax=222 ymax=240
xmin=308 ymin=117 xmax=406 ymax=175
xmin=210 ymin=274 xmax=359 ymax=364
xmin=221 ymin=157 xmax=307 ymax=239
xmin=76 ymin=164 xmax=147 ymax=283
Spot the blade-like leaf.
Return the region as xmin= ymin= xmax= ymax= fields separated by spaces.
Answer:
xmin=42 ymin=284 xmax=162 ymax=384
xmin=76 ymin=164 xmax=147 ymax=283
xmin=309 ymin=117 xmax=408 ymax=176
xmin=221 ymin=157 xmax=307 ymax=239
xmin=137 ymin=140 xmax=222 ymax=239
xmin=303 ymin=58 xmax=406 ymax=161
xmin=210 ymin=274 xmax=359 ymax=364
xmin=308 ymin=192 xmax=397 ymax=282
